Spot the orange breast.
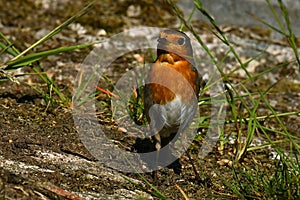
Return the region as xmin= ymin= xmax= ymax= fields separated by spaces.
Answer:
xmin=148 ymin=59 xmax=198 ymax=105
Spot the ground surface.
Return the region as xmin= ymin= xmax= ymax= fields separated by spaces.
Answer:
xmin=0 ymin=1 xmax=299 ymax=199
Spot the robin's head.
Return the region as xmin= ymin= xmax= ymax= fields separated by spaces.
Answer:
xmin=157 ymin=30 xmax=193 ymax=62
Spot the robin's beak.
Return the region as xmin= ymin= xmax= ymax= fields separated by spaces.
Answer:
xmin=157 ymin=37 xmax=167 ymax=44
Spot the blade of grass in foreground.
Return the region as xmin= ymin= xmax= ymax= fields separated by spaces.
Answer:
xmin=0 ymin=32 xmax=20 ymax=57
xmin=0 ymin=0 xmax=97 ymax=105
xmin=249 ymin=0 xmax=300 ymax=68
xmin=9 ymin=0 xmax=96 ymax=62
xmin=5 ymin=42 xmax=99 ymax=70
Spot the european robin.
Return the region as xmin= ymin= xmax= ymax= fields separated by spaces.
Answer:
xmin=144 ymin=29 xmax=201 ymax=163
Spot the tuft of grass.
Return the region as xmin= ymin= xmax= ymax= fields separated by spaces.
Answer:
xmin=0 ymin=0 xmax=98 ymax=107
xmin=165 ymin=0 xmax=300 ymax=199
xmin=249 ymin=0 xmax=300 ymax=68
xmin=226 ymin=156 xmax=300 ymax=199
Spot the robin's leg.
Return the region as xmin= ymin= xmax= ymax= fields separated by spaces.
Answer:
xmin=152 ymin=131 xmax=161 ymax=182
xmin=154 ymin=132 xmax=161 ymax=151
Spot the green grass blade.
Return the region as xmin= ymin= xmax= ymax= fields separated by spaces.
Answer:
xmin=10 ymin=0 xmax=96 ymax=62
xmin=5 ymin=42 xmax=99 ymax=69
xmin=0 ymin=32 xmax=20 ymax=56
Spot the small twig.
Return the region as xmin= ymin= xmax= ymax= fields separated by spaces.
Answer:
xmin=185 ymin=148 xmax=202 ymax=184
xmin=175 ymin=184 xmax=190 ymax=200
xmin=95 ymin=85 xmax=120 ymax=99
xmin=40 ymin=183 xmax=83 ymax=200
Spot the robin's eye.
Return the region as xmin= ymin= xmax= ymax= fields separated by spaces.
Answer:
xmin=177 ymin=38 xmax=185 ymax=45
